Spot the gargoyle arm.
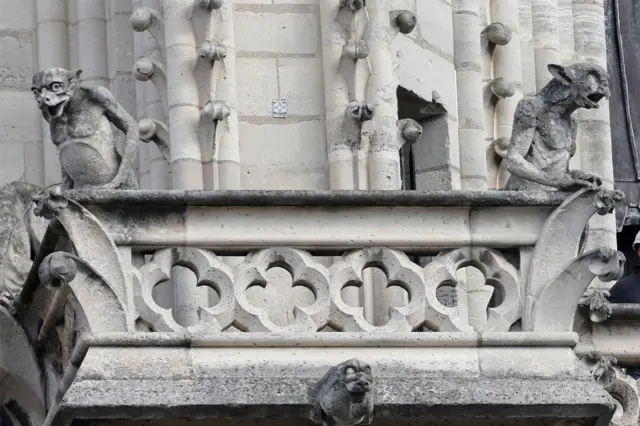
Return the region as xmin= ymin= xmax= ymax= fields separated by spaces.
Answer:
xmin=504 ymin=99 xmax=577 ymax=189
xmin=86 ymin=85 xmax=139 ymax=188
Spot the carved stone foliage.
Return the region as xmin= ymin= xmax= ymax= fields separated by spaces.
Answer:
xmin=134 ymin=248 xmax=235 ymax=333
xmin=310 ymin=359 xmax=374 ymax=426
xmin=582 ymin=352 xmax=618 ymax=387
xmin=424 ymin=247 xmax=521 ymax=332
xmin=134 ymin=247 xmax=472 ymax=333
xmin=579 ymin=288 xmax=612 ymax=323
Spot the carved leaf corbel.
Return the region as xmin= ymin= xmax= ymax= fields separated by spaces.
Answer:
xmin=531 ymin=247 xmax=625 ymax=332
xmin=133 ymin=57 xmax=168 ymax=114
xmin=130 ymin=7 xmax=166 ymax=49
xmin=139 ymin=118 xmax=171 ymax=163
xmin=330 ymin=247 xmax=439 ymax=332
xmin=133 ymin=248 xmax=235 ymax=333
xmin=233 ymin=248 xmax=331 ymax=332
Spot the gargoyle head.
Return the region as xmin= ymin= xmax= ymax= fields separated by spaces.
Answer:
xmin=32 ymin=68 xmax=83 ymax=119
xmin=547 ymin=62 xmax=610 ymax=110
xmin=340 ymin=359 xmax=373 ymax=403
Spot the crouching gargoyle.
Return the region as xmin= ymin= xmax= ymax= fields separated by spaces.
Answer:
xmin=310 ymin=359 xmax=374 ymax=426
xmin=504 ymin=62 xmax=610 ymax=192
xmin=32 ymin=68 xmax=142 ymax=190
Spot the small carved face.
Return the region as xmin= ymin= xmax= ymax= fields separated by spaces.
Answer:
xmin=31 ymin=68 xmax=82 ymax=118
xmin=548 ymin=63 xmax=610 ymax=109
xmin=341 ymin=359 xmax=373 ymax=403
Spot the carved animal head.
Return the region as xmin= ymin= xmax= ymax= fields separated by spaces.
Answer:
xmin=339 ymin=359 xmax=373 ymax=403
xmin=31 ymin=68 xmax=83 ymax=119
xmin=547 ymin=63 xmax=610 ymax=109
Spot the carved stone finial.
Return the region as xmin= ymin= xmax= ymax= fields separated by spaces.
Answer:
xmin=343 ymin=41 xmax=369 ymax=60
xmin=195 ymin=0 xmax=224 ymax=10
xmin=32 ymin=68 xmax=141 ymax=189
xmin=503 ymin=62 xmax=610 ymax=192
xmin=202 ymin=101 xmax=231 ymax=121
xmin=199 ymin=41 xmax=227 ymax=61
xmin=32 ymin=187 xmax=68 ymax=219
xmin=347 ymin=101 xmax=374 ymax=122
xmin=310 ymin=359 xmax=374 ymax=426
xmin=579 ymin=288 xmax=612 ymax=323
xmin=393 ymin=11 xmax=417 ymax=34
xmin=340 ymin=0 xmax=366 ymax=12
xmin=38 ymin=252 xmax=77 ymax=288
xmin=582 ymin=352 xmax=618 ymax=387
xmin=483 ymin=22 xmax=513 ymax=45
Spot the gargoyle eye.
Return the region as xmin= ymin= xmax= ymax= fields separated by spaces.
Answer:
xmin=50 ymin=82 xmax=64 ymax=91
xmin=364 ymin=366 xmax=371 ymax=374
xmin=345 ymin=367 xmax=356 ymax=376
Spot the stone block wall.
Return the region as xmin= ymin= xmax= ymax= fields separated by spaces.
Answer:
xmin=0 ymin=0 xmax=41 ymax=186
xmin=0 ymin=0 xmax=617 ymax=247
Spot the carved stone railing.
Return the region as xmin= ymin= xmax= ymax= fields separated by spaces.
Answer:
xmin=0 ymin=187 xmax=626 ymax=425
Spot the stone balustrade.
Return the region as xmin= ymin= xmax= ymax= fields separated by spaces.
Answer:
xmin=0 ymin=186 xmax=630 ymax=425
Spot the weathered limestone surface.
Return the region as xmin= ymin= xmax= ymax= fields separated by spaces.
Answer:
xmin=0 ymin=1 xmax=631 ymax=426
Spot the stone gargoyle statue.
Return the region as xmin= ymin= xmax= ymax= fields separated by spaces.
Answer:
xmin=504 ymin=62 xmax=610 ymax=192
xmin=32 ymin=68 xmax=147 ymax=190
xmin=310 ymin=359 xmax=374 ymax=426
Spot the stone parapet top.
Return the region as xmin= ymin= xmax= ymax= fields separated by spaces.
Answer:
xmin=72 ymin=331 xmax=579 ymax=352
xmin=63 ymin=189 xmax=568 ymax=207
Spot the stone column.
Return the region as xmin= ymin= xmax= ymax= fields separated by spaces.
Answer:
xmin=559 ymin=0 xmax=575 ymax=64
xmin=531 ymin=0 xmax=561 ymax=90
xmin=366 ymin=1 xmax=401 ymax=191
xmin=518 ymin=0 xmax=538 ymax=96
xmin=134 ymin=0 xmax=170 ymax=190
xmin=573 ymin=0 xmax=617 ymax=252
xmin=213 ymin=2 xmax=241 ymax=191
xmin=36 ymin=0 xmax=69 ymax=186
xmin=76 ymin=0 xmax=109 ymax=87
xmin=491 ymin=1 xmax=524 ymax=189
xmin=163 ymin=0 xmax=204 ymax=326
xmin=453 ymin=0 xmax=488 ymax=190
xmin=319 ymin=1 xmax=356 ymax=190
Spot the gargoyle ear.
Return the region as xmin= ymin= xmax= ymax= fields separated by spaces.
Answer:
xmin=68 ymin=69 xmax=83 ymax=83
xmin=547 ymin=64 xmax=573 ymax=85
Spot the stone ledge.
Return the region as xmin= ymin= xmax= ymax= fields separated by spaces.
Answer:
xmin=52 ymin=377 xmax=614 ymax=425
xmin=63 ymin=189 xmax=567 ymax=207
